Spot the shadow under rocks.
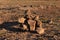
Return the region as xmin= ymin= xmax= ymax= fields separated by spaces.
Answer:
xmin=29 ymin=31 xmax=37 ymax=34
xmin=0 ymin=22 xmax=38 ymax=34
xmin=0 ymin=22 xmax=28 ymax=32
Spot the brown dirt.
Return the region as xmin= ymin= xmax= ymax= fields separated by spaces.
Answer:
xmin=0 ymin=0 xmax=60 ymax=40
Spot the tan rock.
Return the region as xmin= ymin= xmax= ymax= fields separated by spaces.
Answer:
xmin=36 ymin=28 xmax=45 ymax=35
xmin=36 ymin=20 xmax=43 ymax=28
xmin=39 ymin=20 xmax=43 ymax=28
xmin=28 ymin=19 xmax=36 ymax=31
xmin=36 ymin=20 xmax=47 ymax=35
xmin=35 ymin=15 xmax=40 ymax=20
xmin=0 ymin=18 xmax=4 ymax=24
xmin=49 ymin=18 xmax=54 ymax=24
xmin=18 ymin=17 xmax=26 ymax=23
xmin=23 ymin=24 xmax=28 ymax=30
xmin=36 ymin=20 xmax=45 ymax=35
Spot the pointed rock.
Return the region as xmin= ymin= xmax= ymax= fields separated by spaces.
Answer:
xmin=28 ymin=19 xmax=36 ymax=31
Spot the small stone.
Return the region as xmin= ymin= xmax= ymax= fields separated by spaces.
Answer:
xmin=23 ymin=24 xmax=28 ymax=30
xmin=18 ymin=17 xmax=26 ymax=23
xmin=36 ymin=28 xmax=45 ymax=35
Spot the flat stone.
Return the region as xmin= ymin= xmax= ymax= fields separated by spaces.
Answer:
xmin=36 ymin=28 xmax=45 ymax=35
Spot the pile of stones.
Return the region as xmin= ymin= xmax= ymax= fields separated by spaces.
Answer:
xmin=18 ymin=9 xmax=47 ymax=35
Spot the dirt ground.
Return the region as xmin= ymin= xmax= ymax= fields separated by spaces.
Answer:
xmin=0 ymin=0 xmax=60 ymax=40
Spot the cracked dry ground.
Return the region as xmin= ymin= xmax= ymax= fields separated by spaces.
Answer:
xmin=0 ymin=6 xmax=60 ymax=40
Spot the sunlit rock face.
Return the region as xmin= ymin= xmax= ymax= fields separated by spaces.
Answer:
xmin=36 ymin=27 xmax=45 ymax=35
xmin=23 ymin=24 xmax=28 ymax=30
xmin=28 ymin=19 xmax=36 ymax=31
xmin=18 ymin=17 xmax=26 ymax=23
